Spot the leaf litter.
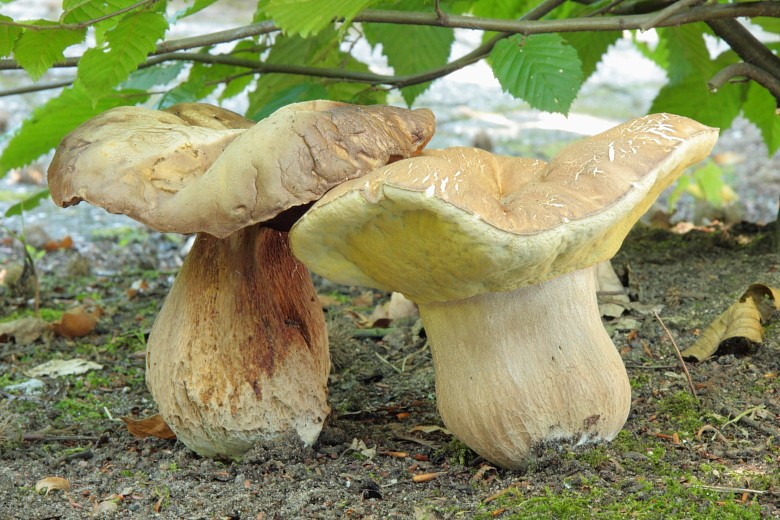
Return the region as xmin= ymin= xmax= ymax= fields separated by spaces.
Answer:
xmin=0 ymin=223 xmax=778 ymax=518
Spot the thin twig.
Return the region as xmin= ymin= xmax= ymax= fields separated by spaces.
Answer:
xmin=0 ymin=0 xmax=157 ymax=31
xmin=697 ymin=485 xmax=767 ymax=495
xmin=709 ymin=62 xmax=780 ymax=101
xmin=639 ymin=0 xmax=704 ymax=31
xmin=653 ymin=311 xmax=698 ymax=401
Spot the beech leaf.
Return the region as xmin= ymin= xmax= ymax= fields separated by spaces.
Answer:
xmin=35 ymin=476 xmax=71 ymax=495
xmin=681 ymin=284 xmax=780 ymax=362
xmin=490 ymin=33 xmax=583 ymax=114
xmin=122 ymin=414 xmax=177 ymax=440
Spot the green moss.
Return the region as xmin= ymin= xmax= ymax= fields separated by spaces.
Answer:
xmin=657 ymin=391 xmax=704 ymax=435
xmin=470 ymin=477 xmax=764 ymax=519
xmin=441 ymin=438 xmax=480 ymax=467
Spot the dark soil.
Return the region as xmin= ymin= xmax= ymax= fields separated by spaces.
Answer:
xmin=0 ymin=223 xmax=779 ymax=519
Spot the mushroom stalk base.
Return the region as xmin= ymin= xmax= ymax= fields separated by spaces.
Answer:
xmin=419 ymin=267 xmax=631 ymax=469
xmin=146 ymin=225 xmax=330 ymax=458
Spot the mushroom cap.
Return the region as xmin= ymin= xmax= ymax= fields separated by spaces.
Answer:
xmin=48 ymin=100 xmax=436 ymax=238
xmin=290 ymin=113 xmax=719 ymax=304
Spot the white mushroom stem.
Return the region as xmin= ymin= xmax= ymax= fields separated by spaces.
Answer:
xmin=146 ymin=225 xmax=330 ymax=458
xmin=419 ymin=266 xmax=631 ymax=469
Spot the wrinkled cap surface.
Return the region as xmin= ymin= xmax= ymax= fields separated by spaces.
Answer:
xmin=48 ymin=100 xmax=436 ymax=238
xmin=290 ymin=113 xmax=719 ymax=304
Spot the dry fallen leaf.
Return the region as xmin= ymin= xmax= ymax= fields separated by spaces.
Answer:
xmin=92 ymin=500 xmax=118 ymax=515
xmin=369 ymin=292 xmax=418 ymax=323
xmin=595 ymin=261 xmax=630 ymax=319
xmin=0 ymin=317 xmax=51 ymax=344
xmin=43 ymin=235 xmax=74 ymax=252
xmin=52 ymin=306 xmax=100 ymax=338
xmin=27 ymin=358 xmax=103 ymax=378
xmin=121 ymin=414 xmax=177 ymax=440
xmin=409 ymin=425 xmax=452 ymax=435
xmin=681 ymin=283 xmax=780 ymax=362
xmin=35 ymin=476 xmax=71 ymax=495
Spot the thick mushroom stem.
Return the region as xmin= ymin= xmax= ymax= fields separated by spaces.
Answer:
xmin=419 ymin=266 xmax=631 ymax=469
xmin=146 ymin=225 xmax=330 ymax=458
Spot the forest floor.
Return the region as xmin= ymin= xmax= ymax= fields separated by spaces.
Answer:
xmin=0 ymin=217 xmax=779 ymax=519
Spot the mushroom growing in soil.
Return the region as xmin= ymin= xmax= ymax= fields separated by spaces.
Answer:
xmin=48 ymin=101 xmax=435 ymax=457
xmin=290 ymin=113 xmax=719 ymax=469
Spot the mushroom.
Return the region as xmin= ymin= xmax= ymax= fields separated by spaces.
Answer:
xmin=47 ymin=101 xmax=435 ymax=457
xmin=289 ymin=113 xmax=719 ymax=469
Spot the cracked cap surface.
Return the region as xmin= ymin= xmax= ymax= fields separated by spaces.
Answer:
xmin=290 ymin=113 xmax=719 ymax=304
xmin=48 ymin=100 xmax=436 ymax=238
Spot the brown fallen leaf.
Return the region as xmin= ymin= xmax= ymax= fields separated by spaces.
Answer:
xmin=412 ymin=472 xmax=446 ymax=483
xmin=121 ymin=414 xmax=177 ymax=440
xmin=0 ymin=317 xmax=51 ymax=344
xmin=681 ymin=283 xmax=780 ymax=362
xmin=44 ymin=235 xmax=74 ymax=252
xmin=35 ymin=476 xmax=71 ymax=495
xmin=52 ymin=306 xmax=101 ymax=339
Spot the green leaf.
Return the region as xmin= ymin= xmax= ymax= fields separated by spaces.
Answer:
xmin=667 ymin=174 xmax=691 ymax=213
xmin=13 ymin=23 xmax=86 ymax=81
xmin=0 ymin=85 xmax=148 ymax=177
xmin=743 ymin=83 xmax=780 ymax=155
xmin=4 ymin=189 xmax=50 ymax=218
xmin=471 ymin=0 xmax=532 ymax=18
xmin=0 ymin=15 xmax=23 ymax=58
xmin=656 ymin=24 xmax=714 ymax=84
xmin=694 ymin=162 xmax=725 ymax=208
xmin=76 ymin=11 xmax=168 ymax=96
xmin=489 ymin=34 xmax=583 ymax=114
xmin=650 ymin=75 xmax=744 ymax=129
xmin=259 ymin=0 xmax=373 ymax=37
xmin=156 ymin=79 xmax=207 ymax=109
xmin=172 ymin=0 xmax=221 ymax=20
xmin=220 ymin=74 xmax=255 ymax=101
xmin=364 ymin=1 xmax=454 ymax=106
xmin=753 ymin=16 xmax=780 ymax=34
xmin=61 ymin=0 xmax=141 ymax=24
xmin=250 ymin=83 xmax=328 ymax=120
xmin=122 ymin=62 xmax=186 ymax=90
xmin=562 ymin=31 xmax=620 ymax=82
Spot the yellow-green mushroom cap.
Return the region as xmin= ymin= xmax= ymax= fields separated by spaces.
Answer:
xmin=290 ymin=113 xmax=719 ymax=304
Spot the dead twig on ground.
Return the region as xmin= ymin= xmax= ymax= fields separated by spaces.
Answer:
xmin=653 ymin=311 xmax=699 ymax=402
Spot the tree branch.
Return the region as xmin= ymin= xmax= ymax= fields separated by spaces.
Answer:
xmin=709 ymin=63 xmax=780 ymax=102
xmin=0 ymin=0 xmax=157 ymax=30
xmin=0 ymin=1 xmax=778 ymax=97
xmin=706 ymin=18 xmax=780 ymax=82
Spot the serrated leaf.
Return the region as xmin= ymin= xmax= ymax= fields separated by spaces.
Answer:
xmin=61 ymin=0 xmax=140 ymax=24
xmin=490 ymin=34 xmax=583 ymax=114
xmin=13 ymin=23 xmax=86 ymax=81
xmin=650 ymin=75 xmax=744 ymax=129
xmin=743 ymin=83 xmax=780 ymax=155
xmin=4 ymin=189 xmax=50 ymax=218
xmin=364 ymin=2 xmax=453 ymax=106
xmin=0 ymin=15 xmax=23 ymax=58
xmin=0 ymin=85 xmax=148 ymax=177
xmin=562 ymin=31 xmax=620 ymax=82
xmin=657 ymin=24 xmax=714 ymax=84
xmin=76 ymin=11 xmax=168 ymax=96
xmin=260 ymin=0 xmax=373 ymax=37
xmin=122 ymin=62 xmax=185 ymax=90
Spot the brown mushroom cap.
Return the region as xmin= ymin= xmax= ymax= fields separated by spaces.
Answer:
xmin=48 ymin=100 xmax=435 ymax=238
xmin=290 ymin=113 xmax=719 ymax=304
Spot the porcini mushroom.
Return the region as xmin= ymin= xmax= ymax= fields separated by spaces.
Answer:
xmin=290 ymin=113 xmax=719 ymax=468
xmin=48 ymin=101 xmax=435 ymax=457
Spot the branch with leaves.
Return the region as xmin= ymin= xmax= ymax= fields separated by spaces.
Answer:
xmin=0 ymin=0 xmax=778 ymax=183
